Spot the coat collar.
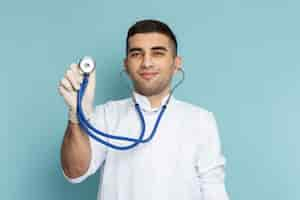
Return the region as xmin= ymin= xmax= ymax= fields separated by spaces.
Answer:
xmin=132 ymin=90 xmax=174 ymax=112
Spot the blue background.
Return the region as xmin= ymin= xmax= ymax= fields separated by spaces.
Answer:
xmin=1 ymin=0 xmax=299 ymax=199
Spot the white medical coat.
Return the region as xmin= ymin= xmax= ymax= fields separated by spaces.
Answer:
xmin=62 ymin=91 xmax=229 ymax=200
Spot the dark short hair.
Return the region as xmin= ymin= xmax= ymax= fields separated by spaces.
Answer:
xmin=126 ymin=19 xmax=178 ymax=56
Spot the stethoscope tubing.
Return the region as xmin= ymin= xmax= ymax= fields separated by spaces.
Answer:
xmin=76 ymin=56 xmax=184 ymax=150
xmin=77 ymin=74 xmax=168 ymax=150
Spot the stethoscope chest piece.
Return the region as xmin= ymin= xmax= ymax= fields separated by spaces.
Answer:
xmin=79 ymin=56 xmax=96 ymax=74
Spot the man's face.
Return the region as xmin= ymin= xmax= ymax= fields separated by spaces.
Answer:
xmin=124 ymin=32 xmax=182 ymax=97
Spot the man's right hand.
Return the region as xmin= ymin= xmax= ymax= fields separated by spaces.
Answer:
xmin=58 ymin=63 xmax=96 ymax=123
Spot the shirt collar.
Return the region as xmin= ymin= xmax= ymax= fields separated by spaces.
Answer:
xmin=132 ymin=90 xmax=174 ymax=112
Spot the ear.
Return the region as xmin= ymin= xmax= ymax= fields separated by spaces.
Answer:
xmin=123 ymin=58 xmax=129 ymax=74
xmin=173 ymin=56 xmax=182 ymax=75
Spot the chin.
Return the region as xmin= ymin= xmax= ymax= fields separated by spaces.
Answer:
xmin=135 ymin=85 xmax=168 ymax=97
xmin=132 ymin=77 xmax=171 ymax=96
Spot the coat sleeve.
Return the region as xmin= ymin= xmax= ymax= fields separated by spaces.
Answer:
xmin=195 ymin=111 xmax=230 ymax=200
xmin=62 ymin=103 xmax=109 ymax=184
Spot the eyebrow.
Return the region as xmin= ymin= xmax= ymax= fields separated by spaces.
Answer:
xmin=151 ymin=46 xmax=168 ymax=51
xmin=128 ymin=46 xmax=168 ymax=53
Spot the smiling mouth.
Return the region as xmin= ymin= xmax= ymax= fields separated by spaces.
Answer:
xmin=140 ymin=72 xmax=159 ymax=80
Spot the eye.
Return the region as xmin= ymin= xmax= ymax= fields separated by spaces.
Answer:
xmin=153 ymin=51 xmax=165 ymax=56
xmin=130 ymin=52 xmax=141 ymax=58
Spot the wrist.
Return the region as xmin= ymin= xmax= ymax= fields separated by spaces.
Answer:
xmin=68 ymin=105 xmax=93 ymax=124
xmin=68 ymin=108 xmax=79 ymax=124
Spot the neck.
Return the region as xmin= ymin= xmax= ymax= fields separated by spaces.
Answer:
xmin=146 ymin=88 xmax=171 ymax=109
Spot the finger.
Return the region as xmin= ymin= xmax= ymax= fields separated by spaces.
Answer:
xmin=70 ymin=63 xmax=83 ymax=84
xmin=58 ymin=85 xmax=76 ymax=108
xmin=58 ymin=85 xmax=69 ymax=97
xmin=60 ymin=77 xmax=74 ymax=92
xmin=71 ymin=62 xmax=84 ymax=75
xmin=65 ymin=69 xmax=80 ymax=90
xmin=88 ymin=65 xmax=96 ymax=83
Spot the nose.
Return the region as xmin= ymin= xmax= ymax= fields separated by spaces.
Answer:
xmin=141 ymin=53 xmax=153 ymax=69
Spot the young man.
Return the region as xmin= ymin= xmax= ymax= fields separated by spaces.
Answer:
xmin=58 ymin=19 xmax=229 ymax=200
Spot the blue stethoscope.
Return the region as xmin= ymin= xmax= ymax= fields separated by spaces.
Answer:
xmin=77 ymin=56 xmax=184 ymax=151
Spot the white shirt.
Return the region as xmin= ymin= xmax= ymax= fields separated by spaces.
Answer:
xmin=62 ymin=91 xmax=229 ymax=200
